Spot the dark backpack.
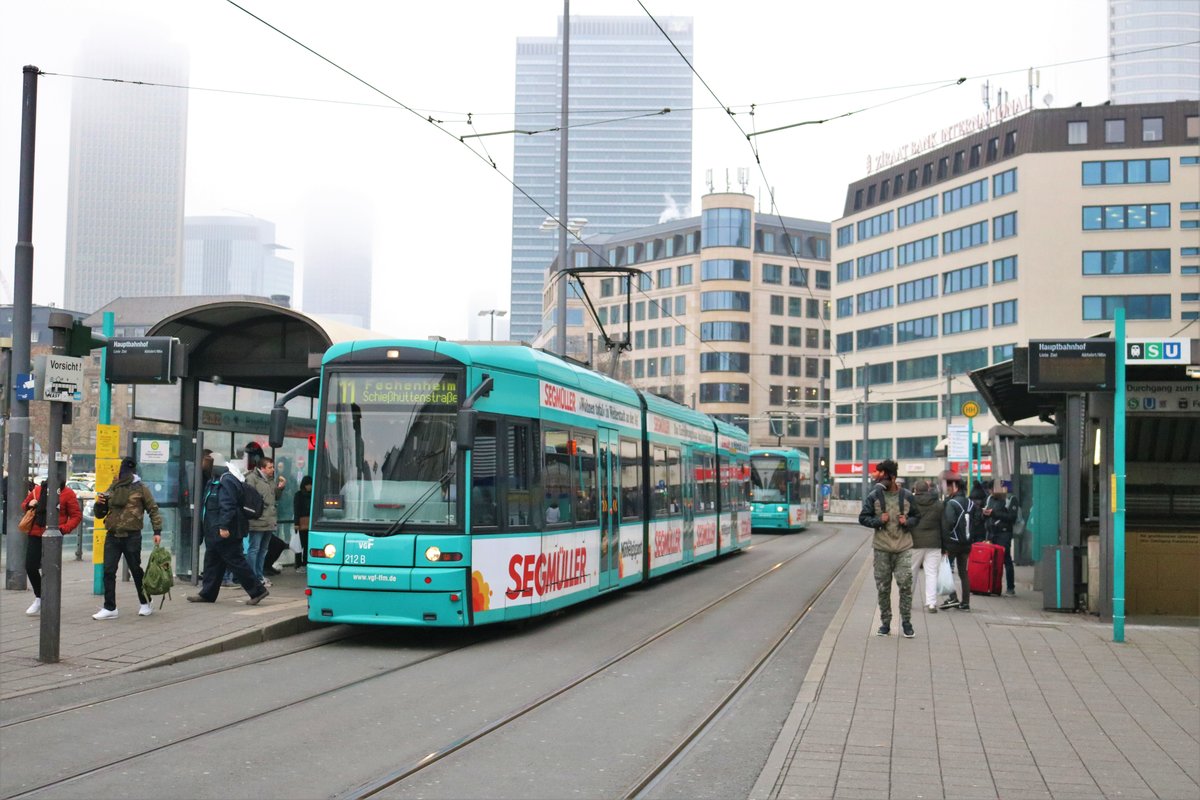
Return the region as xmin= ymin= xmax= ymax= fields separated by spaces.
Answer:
xmin=948 ymin=497 xmax=973 ymax=545
xmin=240 ymin=480 xmax=265 ymax=521
xmin=201 ymin=473 xmax=252 ymax=534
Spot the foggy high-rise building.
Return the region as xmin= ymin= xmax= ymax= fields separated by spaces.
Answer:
xmin=509 ymin=15 xmax=694 ymax=342
xmin=1108 ymin=0 xmax=1199 ymax=104
xmin=63 ymin=31 xmax=189 ymax=313
xmin=183 ymin=216 xmax=294 ymax=300
xmin=301 ymin=199 xmax=372 ymax=329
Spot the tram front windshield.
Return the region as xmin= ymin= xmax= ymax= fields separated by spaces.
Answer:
xmin=316 ymin=371 xmax=459 ymax=530
xmin=751 ymin=456 xmax=789 ymax=503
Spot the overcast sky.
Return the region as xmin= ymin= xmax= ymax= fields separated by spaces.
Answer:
xmin=0 ymin=1 xmax=1109 ymax=340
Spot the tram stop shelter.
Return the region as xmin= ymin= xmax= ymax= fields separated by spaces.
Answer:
xmin=85 ymin=297 xmax=380 ymax=579
xmin=970 ymin=338 xmax=1200 ymax=619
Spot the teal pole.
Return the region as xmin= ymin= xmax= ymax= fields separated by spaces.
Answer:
xmin=94 ymin=311 xmax=113 ymax=595
xmin=967 ymin=416 xmax=974 ymax=490
xmin=1113 ymin=309 xmax=1126 ymax=642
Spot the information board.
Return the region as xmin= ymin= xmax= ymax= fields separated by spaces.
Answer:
xmin=107 ymin=337 xmax=177 ymax=384
xmin=1028 ymin=339 xmax=1116 ymax=393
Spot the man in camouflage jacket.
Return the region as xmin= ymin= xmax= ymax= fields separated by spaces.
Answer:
xmin=858 ymin=459 xmax=920 ymax=638
xmin=93 ymin=456 xmax=163 ymax=619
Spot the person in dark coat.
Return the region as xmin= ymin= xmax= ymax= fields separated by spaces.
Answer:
xmin=984 ymin=481 xmax=1019 ymax=595
xmin=187 ymin=453 xmax=269 ymax=605
xmin=939 ymin=471 xmax=973 ymax=610
xmin=292 ymin=476 xmax=312 ymax=571
xmin=909 ymin=480 xmax=944 ymax=613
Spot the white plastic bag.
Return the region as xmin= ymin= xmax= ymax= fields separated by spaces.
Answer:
xmin=936 ymin=556 xmax=955 ymax=595
xmin=289 ymin=531 xmax=303 ymax=554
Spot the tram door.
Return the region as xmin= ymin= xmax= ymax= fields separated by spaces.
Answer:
xmin=598 ymin=428 xmax=621 ymax=590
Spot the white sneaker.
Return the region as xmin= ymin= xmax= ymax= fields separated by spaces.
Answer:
xmin=138 ymin=603 xmax=153 ymax=617
xmin=25 ymin=598 xmax=41 ymax=615
xmin=92 ymin=607 xmax=119 ymax=620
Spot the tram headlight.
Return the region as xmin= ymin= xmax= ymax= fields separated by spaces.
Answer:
xmin=425 ymin=546 xmax=442 ymax=562
xmin=777 ymin=506 xmax=786 ymax=513
xmin=323 ymin=544 xmax=337 ymax=559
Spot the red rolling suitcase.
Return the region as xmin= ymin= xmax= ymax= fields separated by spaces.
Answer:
xmin=968 ymin=541 xmax=1004 ymax=596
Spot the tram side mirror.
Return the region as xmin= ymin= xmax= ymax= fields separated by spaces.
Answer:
xmin=268 ymin=407 xmax=288 ymax=449
xmin=457 ymin=409 xmax=478 ymax=451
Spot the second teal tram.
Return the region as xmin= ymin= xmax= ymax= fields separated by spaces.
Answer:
xmin=749 ymin=448 xmax=814 ymax=531
xmin=270 ymin=339 xmax=752 ymax=627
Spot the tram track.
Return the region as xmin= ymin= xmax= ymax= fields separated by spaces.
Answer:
xmin=0 ymin=528 xmax=820 ymax=800
xmin=623 ymin=534 xmax=870 ymax=799
xmin=334 ymin=527 xmax=847 ymax=800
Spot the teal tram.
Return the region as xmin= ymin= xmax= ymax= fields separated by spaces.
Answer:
xmin=749 ymin=448 xmax=814 ymax=531
xmin=270 ymin=340 xmax=752 ymax=627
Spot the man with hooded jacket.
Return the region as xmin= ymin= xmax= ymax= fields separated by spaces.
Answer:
xmin=92 ymin=456 xmax=162 ymax=619
xmin=187 ymin=452 xmax=269 ymax=605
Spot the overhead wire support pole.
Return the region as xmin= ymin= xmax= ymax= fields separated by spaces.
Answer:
xmin=1113 ymin=308 xmax=1126 ymax=643
xmin=6 ymin=65 xmax=39 ymax=592
xmin=554 ymin=0 xmax=570 ymax=357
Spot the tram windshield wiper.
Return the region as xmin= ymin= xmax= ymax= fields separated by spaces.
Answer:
xmin=375 ymin=467 xmax=454 ymax=538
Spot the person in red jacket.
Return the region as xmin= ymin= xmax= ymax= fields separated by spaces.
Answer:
xmin=21 ymin=480 xmax=83 ymax=616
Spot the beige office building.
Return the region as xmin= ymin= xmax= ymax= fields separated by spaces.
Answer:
xmin=830 ymin=100 xmax=1199 ymax=495
xmin=534 ymin=192 xmax=833 ymax=454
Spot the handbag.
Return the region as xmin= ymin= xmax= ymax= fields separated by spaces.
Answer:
xmin=289 ymin=530 xmax=303 ymax=553
xmin=936 ymin=556 xmax=955 ymax=595
xmin=18 ymin=507 xmax=35 ymax=534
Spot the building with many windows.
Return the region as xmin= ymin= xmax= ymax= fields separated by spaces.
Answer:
xmin=830 ymin=100 xmax=1199 ymax=493
xmin=535 ymin=193 xmax=832 ymax=455
xmin=510 ymin=15 xmax=694 ymax=342
xmin=1109 ymin=0 xmax=1199 ymax=105
xmin=63 ymin=34 xmax=189 ymax=314
xmin=183 ymin=216 xmax=294 ymax=302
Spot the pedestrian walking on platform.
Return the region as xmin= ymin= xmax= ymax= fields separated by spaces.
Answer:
xmin=21 ymin=479 xmax=83 ymax=615
xmin=859 ymin=460 xmax=920 ymax=638
xmin=188 ymin=453 xmax=269 ymax=606
xmin=939 ymin=471 xmax=973 ymax=611
xmin=92 ymin=456 xmax=162 ymax=620
xmin=909 ymin=480 xmax=944 ymax=614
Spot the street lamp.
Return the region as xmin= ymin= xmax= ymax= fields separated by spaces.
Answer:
xmin=477 ymin=309 xmax=507 ymax=341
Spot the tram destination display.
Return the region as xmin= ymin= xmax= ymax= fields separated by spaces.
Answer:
xmin=106 ymin=337 xmax=180 ymax=384
xmin=1028 ymin=339 xmax=1116 ymax=393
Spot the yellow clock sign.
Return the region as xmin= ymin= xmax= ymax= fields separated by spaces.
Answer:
xmin=961 ymin=400 xmax=981 ymax=418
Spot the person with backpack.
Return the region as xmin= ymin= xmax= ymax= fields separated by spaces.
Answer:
xmin=245 ymin=447 xmax=284 ymax=587
xmin=984 ymin=481 xmax=1019 ymax=596
xmin=858 ymin=459 xmax=920 ymax=638
xmin=939 ymin=471 xmax=974 ymax=611
xmin=187 ymin=452 xmax=269 ymax=606
xmin=92 ymin=456 xmax=163 ymax=620
xmin=20 ymin=479 xmax=83 ymax=616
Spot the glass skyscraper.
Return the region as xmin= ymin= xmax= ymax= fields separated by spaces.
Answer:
xmin=183 ymin=216 xmax=294 ymax=301
xmin=509 ymin=15 xmax=693 ymax=342
xmin=64 ymin=34 xmax=189 ymax=313
xmin=1109 ymin=0 xmax=1199 ymax=104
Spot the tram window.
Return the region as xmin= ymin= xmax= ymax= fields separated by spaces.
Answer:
xmin=574 ymin=434 xmax=598 ymax=523
xmin=667 ymin=447 xmax=683 ymax=516
xmin=543 ymin=428 xmax=572 ymax=525
xmin=471 ymin=418 xmax=499 ymax=530
xmin=620 ymin=439 xmax=642 ymax=519
xmin=652 ymin=447 xmax=670 ymax=518
xmin=504 ymin=421 xmax=534 ymax=527
xmin=695 ymin=454 xmax=717 ymax=512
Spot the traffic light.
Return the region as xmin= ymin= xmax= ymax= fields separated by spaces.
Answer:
xmin=64 ymin=320 xmax=102 ymax=357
